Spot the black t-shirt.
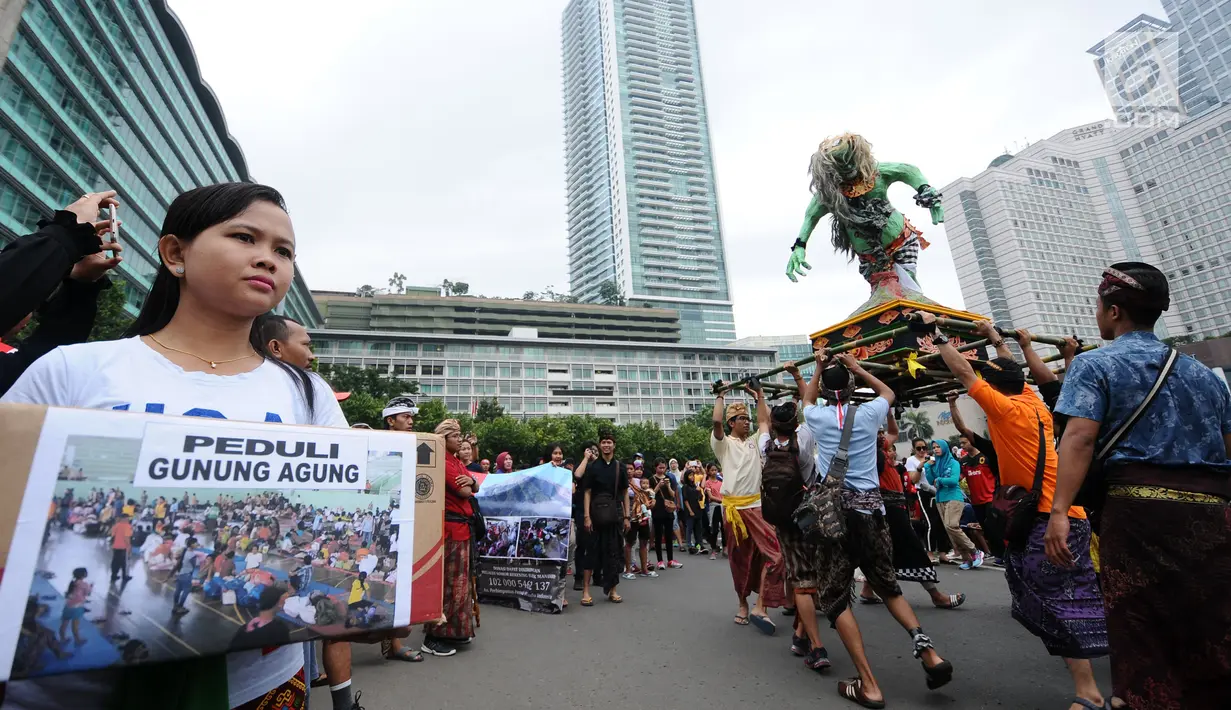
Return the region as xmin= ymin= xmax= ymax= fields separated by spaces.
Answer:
xmin=681 ymin=486 xmax=701 ymax=517
xmin=229 ymin=617 xmax=291 ymax=652
xmin=582 ymin=458 xmax=626 ymax=501
xmin=650 ymin=475 xmax=673 ymax=518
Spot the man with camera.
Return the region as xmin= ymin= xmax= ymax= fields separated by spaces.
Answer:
xmin=801 ymin=349 xmax=953 ymax=708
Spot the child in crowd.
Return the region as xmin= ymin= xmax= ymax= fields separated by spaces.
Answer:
xmin=58 ymin=568 xmax=91 ymax=645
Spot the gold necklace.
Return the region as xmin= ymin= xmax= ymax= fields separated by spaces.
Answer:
xmin=146 ymin=334 xmax=257 ymax=369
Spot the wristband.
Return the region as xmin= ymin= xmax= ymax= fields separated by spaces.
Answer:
xmin=791 ymin=238 xmax=807 ymax=251
xmin=933 ymin=331 xmax=950 ymax=346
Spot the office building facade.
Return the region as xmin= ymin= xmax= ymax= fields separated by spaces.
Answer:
xmin=0 ymin=0 xmax=319 ymax=324
xmin=1161 ymin=0 xmax=1231 ymax=117
xmin=315 ymin=290 xmax=682 ymax=343
xmin=943 ymin=107 xmax=1231 ymax=342
xmin=311 ymin=329 xmax=776 ymax=432
xmin=562 ymin=0 xmax=735 ymax=344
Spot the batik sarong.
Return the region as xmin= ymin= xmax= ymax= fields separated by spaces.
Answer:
xmin=1101 ymin=487 xmax=1231 ymax=710
xmin=233 ymin=668 xmax=307 ymax=710
xmin=425 ymin=537 xmax=474 ymax=640
xmin=815 ymin=510 xmax=902 ymax=626
xmin=882 ymin=491 xmax=937 ymax=584
xmin=724 ymin=505 xmax=786 ymax=608
xmin=1005 ymin=516 xmax=1107 ymax=659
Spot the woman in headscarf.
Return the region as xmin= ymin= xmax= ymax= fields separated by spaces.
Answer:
xmin=495 ymin=452 xmax=514 ymax=473
xmin=924 ymin=439 xmax=982 ymax=570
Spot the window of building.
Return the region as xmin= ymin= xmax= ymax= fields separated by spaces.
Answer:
xmin=421 ymin=364 xmax=444 ymax=376
xmin=447 ymin=364 xmax=471 ymax=377
xmin=369 ymin=343 xmax=391 ymax=355
xmin=393 ymin=364 xmax=416 ymax=376
xmin=422 ymin=343 xmax=443 ymax=353
xmin=395 ymin=343 xmax=417 ymax=356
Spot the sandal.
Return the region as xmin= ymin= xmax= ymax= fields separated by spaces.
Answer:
xmin=934 ymin=593 xmax=966 ymax=609
xmin=837 ymin=678 xmax=886 ymax=709
xmin=607 ymin=593 xmax=623 ymax=603
xmin=749 ymin=613 xmax=776 ymax=636
xmin=1071 ymin=698 xmax=1111 ymax=710
xmin=580 ymin=596 xmax=594 ymax=606
xmin=385 ymin=646 xmax=424 ymax=663
xmin=858 ymin=594 xmax=883 ymax=605
xmin=733 ymin=614 xmax=749 ymax=626
xmin=922 ymin=658 xmax=953 ymax=690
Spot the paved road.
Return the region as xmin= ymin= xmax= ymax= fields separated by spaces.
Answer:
xmin=314 ymin=554 xmax=1111 ymax=709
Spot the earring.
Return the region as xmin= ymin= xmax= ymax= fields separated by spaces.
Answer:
xmin=174 ymin=266 xmax=185 ymax=275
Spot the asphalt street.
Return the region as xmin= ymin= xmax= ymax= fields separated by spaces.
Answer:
xmin=314 ymin=554 xmax=1111 ymax=709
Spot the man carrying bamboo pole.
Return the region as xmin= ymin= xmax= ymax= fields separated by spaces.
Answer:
xmin=710 ymin=386 xmax=787 ymax=635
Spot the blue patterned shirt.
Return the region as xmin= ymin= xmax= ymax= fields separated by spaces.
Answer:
xmin=1055 ymin=330 xmax=1231 ymax=469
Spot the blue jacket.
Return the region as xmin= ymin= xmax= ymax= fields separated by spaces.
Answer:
xmin=924 ymin=441 xmax=964 ymax=504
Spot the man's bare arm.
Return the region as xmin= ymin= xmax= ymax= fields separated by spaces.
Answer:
xmin=919 ymin=313 xmax=978 ymax=389
xmin=946 ymin=393 xmax=974 ymax=439
xmin=1015 ymin=328 xmax=1057 ymax=385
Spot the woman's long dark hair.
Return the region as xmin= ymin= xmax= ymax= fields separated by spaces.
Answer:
xmin=126 ymin=183 xmax=316 ymax=416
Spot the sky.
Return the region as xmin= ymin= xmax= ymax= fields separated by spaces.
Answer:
xmin=170 ymin=0 xmax=1165 ymax=339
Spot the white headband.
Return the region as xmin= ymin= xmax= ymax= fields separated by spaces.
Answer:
xmin=382 ymin=405 xmax=418 ymax=418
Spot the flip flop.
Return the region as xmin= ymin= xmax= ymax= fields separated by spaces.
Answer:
xmin=749 ymin=613 xmax=776 ymax=636
xmin=837 ymin=678 xmax=886 ymax=709
xmin=858 ymin=595 xmax=883 ymax=605
xmin=733 ymin=614 xmax=750 ymax=626
xmin=580 ymin=596 xmax=594 ymax=606
xmin=922 ymin=658 xmax=953 ymax=690
xmin=934 ymin=593 xmax=966 ymax=609
xmin=607 ymin=593 xmax=623 ymax=603
xmin=386 ymin=647 xmax=424 ymax=662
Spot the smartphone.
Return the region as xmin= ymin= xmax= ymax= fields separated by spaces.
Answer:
xmin=106 ymin=203 xmax=120 ymax=256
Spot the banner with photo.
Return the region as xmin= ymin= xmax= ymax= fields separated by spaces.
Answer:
xmin=0 ymin=406 xmax=424 ymax=681
xmin=473 ymin=463 xmax=571 ymax=614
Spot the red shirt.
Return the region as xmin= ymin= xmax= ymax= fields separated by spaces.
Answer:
xmin=877 ymin=436 xmax=903 ymax=493
xmin=443 ymin=453 xmax=474 ymax=541
xmin=961 ymin=455 xmax=997 ymax=505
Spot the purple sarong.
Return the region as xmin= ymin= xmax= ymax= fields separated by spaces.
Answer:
xmin=1004 ymin=516 xmax=1107 ymax=658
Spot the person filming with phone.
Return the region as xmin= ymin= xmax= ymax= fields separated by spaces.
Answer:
xmin=0 ymin=191 xmax=124 ymax=394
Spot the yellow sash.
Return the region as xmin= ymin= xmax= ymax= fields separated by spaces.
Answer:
xmin=721 ymin=494 xmax=761 ymax=545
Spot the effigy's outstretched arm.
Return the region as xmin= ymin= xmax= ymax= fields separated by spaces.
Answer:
xmin=880 ymin=162 xmax=944 ymax=225
xmin=785 ymin=195 xmax=830 ymax=282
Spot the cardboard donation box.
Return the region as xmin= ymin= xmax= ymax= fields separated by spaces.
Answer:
xmin=0 ymin=404 xmax=444 ymax=681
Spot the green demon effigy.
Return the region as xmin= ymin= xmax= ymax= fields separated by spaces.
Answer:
xmin=785 ymin=133 xmax=944 ymax=313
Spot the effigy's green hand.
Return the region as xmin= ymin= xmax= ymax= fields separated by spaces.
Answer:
xmin=786 ymin=246 xmax=811 ymax=282
xmin=914 ymin=185 xmax=944 ymax=225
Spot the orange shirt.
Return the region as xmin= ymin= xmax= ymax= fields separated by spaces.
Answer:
xmin=111 ymin=520 xmax=133 ymax=550
xmin=968 ymin=379 xmax=1085 ymax=519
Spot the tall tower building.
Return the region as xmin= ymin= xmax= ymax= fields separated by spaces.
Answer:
xmin=562 ymin=0 xmax=735 ymax=344
xmin=0 ymin=0 xmax=320 ymax=325
xmin=1160 ymin=0 xmax=1231 ymax=116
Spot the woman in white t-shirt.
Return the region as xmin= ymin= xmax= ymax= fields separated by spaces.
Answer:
xmin=2 ymin=184 xmax=346 ymax=710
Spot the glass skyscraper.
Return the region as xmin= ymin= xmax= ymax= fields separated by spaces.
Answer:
xmin=0 ymin=0 xmax=319 ymax=325
xmin=1161 ymin=0 xmax=1231 ymax=117
xmin=562 ymin=0 xmax=735 ymax=345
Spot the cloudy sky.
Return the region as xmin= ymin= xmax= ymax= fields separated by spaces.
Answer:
xmin=171 ymin=0 xmax=1164 ymax=338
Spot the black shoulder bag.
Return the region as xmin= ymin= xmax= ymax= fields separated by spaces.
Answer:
xmin=793 ymin=403 xmax=860 ymax=541
xmin=588 ymin=460 xmax=623 ymax=527
xmin=1074 ymin=347 xmax=1178 ymax=520
xmin=990 ymin=411 xmax=1047 ymax=552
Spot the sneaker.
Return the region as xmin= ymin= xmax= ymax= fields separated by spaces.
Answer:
xmin=805 ymin=647 xmax=832 ymax=671
xmin=639 ymin=570 xmax=659 ymax=578
xmin=421 ymin=637 xmax=457 ymax=657
xmin=656 ymin=561 xmax=666 ymax=570
xmin=972 ymin=551 xmax=985 ymax=568
xmin=621 ymin=572 xmax=636 ymax=580
xmin=790 ymin=633 xmax=811 ymax=656
xmin=630 ymin=564 xmax=640 ymax=574
xmin=350 ymin=690 xmax=366 ymax=710
xmin=453 ymin=636 xmax=472 ymax=645
xmin=709 ymin=552 xmax=717 ymax=560
xmin=993 ymin=556 xmax=1006 ymax=567
xmin=958 ymin=560 xmax=973 ymax=570
xmin=668 ymin=560 xmax=683 ymax=569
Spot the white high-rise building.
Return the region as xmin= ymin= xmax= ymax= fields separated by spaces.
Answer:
xmin=561 ymin=0 xmax=735 ymax=345
xmin=943 ymin=106 xmax=1231 ymax=343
